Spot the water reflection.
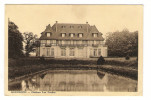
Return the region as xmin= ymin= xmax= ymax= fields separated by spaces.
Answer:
xmin=21 ymin=76 xmax=40 ymax=91
xmin=9 ymin=70 xmax=137 ymax=92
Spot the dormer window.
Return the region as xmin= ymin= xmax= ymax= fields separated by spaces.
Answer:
xmin=78 ymin=26 xmax=82 ymax=28
xmin=70 ymin=26 xmax=74 ymax=28
xmin=61 ymin=33 xmax=66 ymax=37
xmin=70 ymin=33 xmax=74 ymax=37
xmin=78 ymin=33 xmax=83 ymax=37
xmin=92 ymin=33 xmax=98 ymax=37
xmin=61 ymin=26 xmax=66 ymax=28
xmin=47 ymin=32 xmax=51 ymax=37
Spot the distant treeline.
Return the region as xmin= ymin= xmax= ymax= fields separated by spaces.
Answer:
xmin=105 ymin=29 xmax=138 ymax=57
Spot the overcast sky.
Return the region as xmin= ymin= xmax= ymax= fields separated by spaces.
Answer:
xmin=6 ymin=5 xmax=143 ymax=38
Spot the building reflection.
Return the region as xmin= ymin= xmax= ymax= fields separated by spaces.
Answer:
xmin=20 ymin=70 xmax=137 ymax=92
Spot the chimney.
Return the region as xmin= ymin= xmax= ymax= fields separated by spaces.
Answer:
xmin=86 ymin=22 xmax=88 ymax=32
xmin=56 ymin=21 xmax=58 ymax=32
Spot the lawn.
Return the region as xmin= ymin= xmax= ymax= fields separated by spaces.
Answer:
xmin=8 ymin=57 xmax=138 ymax=81
xmin=9 ymin=57 xmax=137 ymax=67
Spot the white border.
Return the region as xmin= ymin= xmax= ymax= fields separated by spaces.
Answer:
xmin=0 ymin=0 xmax=144 ymax=4
xmin=1 ymin=0 xmax=151 ymax=99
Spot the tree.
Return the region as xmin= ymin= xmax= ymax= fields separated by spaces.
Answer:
xmin=105 ymin=29 xmax=138 ymax=57
xmin=23 ymin=32 xmax=37 ymax=57
xmin=8 ymin=20 xmax=23 ymax=58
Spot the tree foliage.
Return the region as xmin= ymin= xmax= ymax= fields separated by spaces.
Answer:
xmin=8 ymin=20 xmax=23 ymax=58
xmin=105 ymin=29 xmax=138 ymax=57
xmin=23 ymin=32 xmax=37 ymax=57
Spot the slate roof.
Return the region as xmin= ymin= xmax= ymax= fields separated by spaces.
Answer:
xmin=39 ymin=22 xmax=104 ymax=41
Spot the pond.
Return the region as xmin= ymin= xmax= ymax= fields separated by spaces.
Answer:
xmin=8 ymin=70 xmax=137 ymax=92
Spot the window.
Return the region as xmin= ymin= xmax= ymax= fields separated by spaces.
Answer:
xmin=47 ymin=48 xmax=50 ymax=56
xmin=70 ymin=26 xmax=74 ymax=28
xmin=82 ymin=40 xmax=87 ymax=45
xmin=42 ymin=48 xmax=45 ymax=56
xmin=78 ymin=33 xmax=83 ymax=37
xmin=52 ymin=40 xmax=56 ymax=44
xmin=62 ymin=40 xmax=65 ymax=45
xmin=94 ymin=41 xmax=97 ymax=44
xmin=61 ymin=33 xmax=66 ymax=37
xmin=98 ymin=49 xmax=101 ymax=56
xmin=78 ymin=26 xmax=82 ymax=28
xmin=78 ymin=48 xmax=83 ymax=57
xmin=41 ymin=40 xmax=46 ymax=46
xmin=70 ymin=33 xmax=74 ymax=37
xmin=61 ymin=26 xmax=66 ymax=28
xmin=69 ymin=48 xmax=75 ymax=56
xmin=50 ymin=40 xmax=53 ymax=44
xmin=47 ymin=33 xmax=51 ymax=37
xmin=41 ymin=40 xmax=46 ymax=44
xmin=46 ymin=40 xmax=50 ymax=45
xmin=61 ymin=48 xmax=66 ymax=56
xmin=51 ymin=48 xmax=54 ymax=56
xmin=93 ymin=33 xmax=98 ymax=37
xmin=93 ymin=49 xmax=97 ymax=56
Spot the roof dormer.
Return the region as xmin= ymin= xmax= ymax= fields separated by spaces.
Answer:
xmin=61 ymin=33 xmax=66 ymax=37
xmin=92 ymin=33 xmax=98 ymax=37
xmin=78 ymin=33 xmax=83 ymax=37
xmin=69 ymin=33 xmax=75 ymax=37
xmin=46 ymin=32 xmax=52 ymax=37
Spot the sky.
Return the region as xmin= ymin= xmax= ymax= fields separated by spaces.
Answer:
xmin=5 ymin=5 xmax=143 ymax=38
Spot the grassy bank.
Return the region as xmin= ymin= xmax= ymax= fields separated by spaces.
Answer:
xmin=9 ymin=57 xmax=138 ymax=68
xmin=98 ymin=65 xmax=137 ymax=80
xmin=8 ymin=57 xmax=138 ymax=80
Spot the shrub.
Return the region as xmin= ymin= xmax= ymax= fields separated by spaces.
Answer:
xmin=97 ymin=56 xmax=105 ymax=65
